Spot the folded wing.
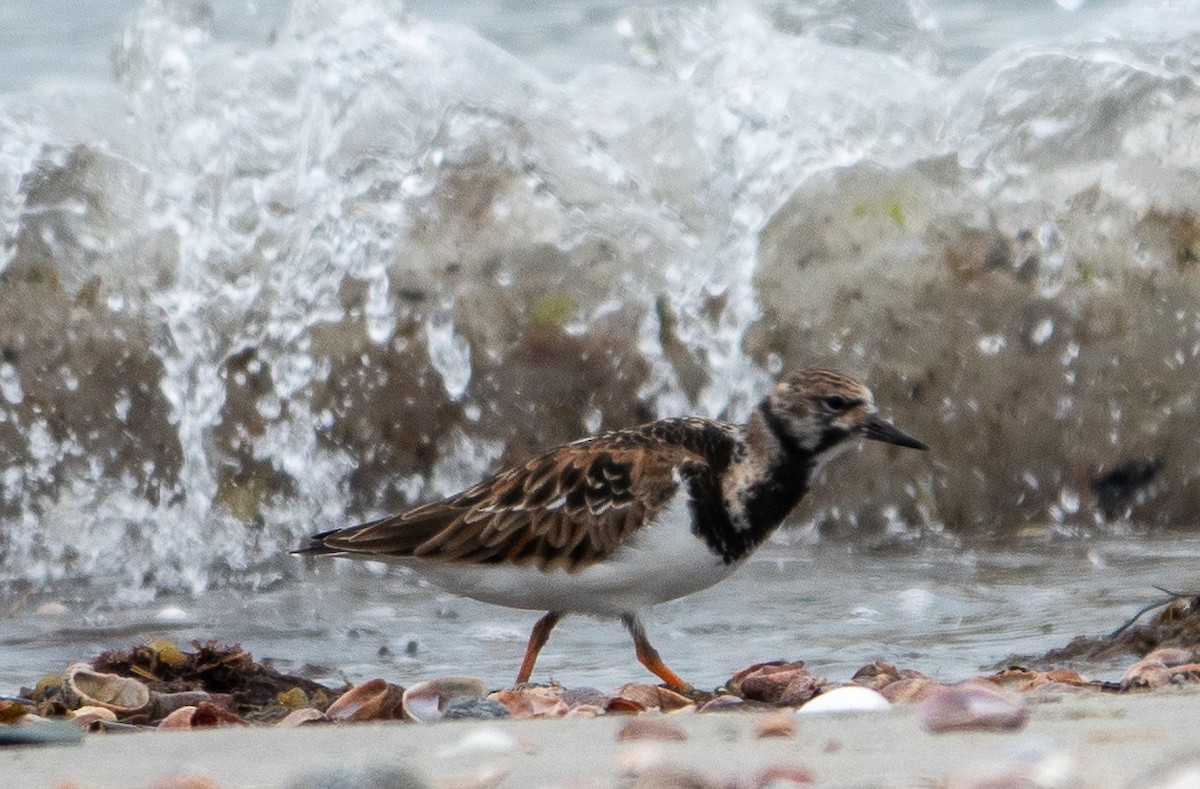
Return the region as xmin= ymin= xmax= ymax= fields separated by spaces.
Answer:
xmin=297 ymin=434 xmax=702 ymax=572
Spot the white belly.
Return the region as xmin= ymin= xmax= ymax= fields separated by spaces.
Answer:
xmin=386 ymin=493 xmax=745 ymax=616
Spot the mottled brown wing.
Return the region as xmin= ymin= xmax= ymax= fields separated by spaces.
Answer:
xmin=313 ymin=436 xmax=700 ymax=572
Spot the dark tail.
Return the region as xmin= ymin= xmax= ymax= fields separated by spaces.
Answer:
xmin=290 ymin=529 xmax=345 ymax=557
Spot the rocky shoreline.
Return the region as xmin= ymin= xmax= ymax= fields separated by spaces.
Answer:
xmin=4 ymin=595 xmax=1200 ymax=787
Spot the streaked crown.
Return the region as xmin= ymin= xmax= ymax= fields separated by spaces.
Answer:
xmin=764 ymin=368 xmax=926 ymax=454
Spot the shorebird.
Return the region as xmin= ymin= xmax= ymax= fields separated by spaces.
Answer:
xmin=296 ymin=368 xmax=927 ymax=690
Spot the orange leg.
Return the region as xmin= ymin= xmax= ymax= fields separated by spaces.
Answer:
xmin=516 ymin=611 xmax=563 ymax=685
xmin=622 ymin=614 xmax=691 ymax=691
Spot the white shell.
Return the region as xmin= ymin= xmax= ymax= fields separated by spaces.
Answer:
xmin=797 ymin=686 xmax=890 ymax=715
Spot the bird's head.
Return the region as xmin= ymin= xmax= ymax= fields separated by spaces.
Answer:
xmin=762 ymin=368 xmax=928 ymax=456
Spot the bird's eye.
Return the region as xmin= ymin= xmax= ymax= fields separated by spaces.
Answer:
xmin=823 ymin=395 xmax=852 ymax=411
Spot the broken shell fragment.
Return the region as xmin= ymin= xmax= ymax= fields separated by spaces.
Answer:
xmin=401 ymin=677 xmax=487 ymax=723
xmin=488 ymin=686 xmax=568 ymax=719
xmin=157 ymin=706 xmax=199 ymax=730
xmin=62 ymin=663 xmax=150 ymax=715
xmin=276 ymin=708 xmax=327 ymax=727
xmin=326 ymin=678 xmax=405 ymax=722
xmin=613 ymin=684 xmax=694 ymax=712
xmin=69 ymin=706 xmax=118 ymax=731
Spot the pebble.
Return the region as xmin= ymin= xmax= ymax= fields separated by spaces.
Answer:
xmin=617 ymin=717 xmax=688 ymax=742
xmin=797 ymin=686 xmax=890 ymax=715
xmin=440 ymin=696 xmax=510 ymax=721
xmin=435 ymin=727 xmax=519 ymax=758
xmin=919 ymin=683 xmax=1029 ymax=734
xmin=283 ymin=765 xmax=430 ymax=789
xmin=753 ymin=712 xmax=797 ymax=739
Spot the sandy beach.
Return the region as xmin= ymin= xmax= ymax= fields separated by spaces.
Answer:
xmin=5 ymin=687 xmax=1200 ymax=789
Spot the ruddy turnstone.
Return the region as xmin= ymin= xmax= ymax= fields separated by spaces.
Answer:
xmin=296 ymin=368 xmax=927 ymax=690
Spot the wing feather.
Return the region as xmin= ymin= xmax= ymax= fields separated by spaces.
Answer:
xmin=309 ymin=430 xmax=704 ymax=571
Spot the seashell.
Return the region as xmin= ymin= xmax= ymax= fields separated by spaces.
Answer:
xmin=276 ymin=708 xmax=327 ymax=727
xmin=0 ymin=700 xmax=31 ymax=724
xmin=605 ymin=697 xmax=646 ymax=715
xmin=565 ymin=704 xmax=605 ymax=718
xmin=616 ymin=717 xmax=687 ymax=742
xmin=919 ymin=683 xmax=1028 ymax=733
xmin=488 ymin=686 xmax=568 ymax=719
xmin=326 ymin=678 xmax=405 ymax=722
xmin=70 ymin=705 xmax=117 ymax=722
xmin=400 ymin=676 xmax=486 ymax=723
xmin=62 ymin=663 xmax=150 ymax=715
xmin=1121 ymin=658 xmax=1171 ymax=690
xmin=733 ymin=663 xmax=822 ymax=705
xmin=190 ymin=702 xmax=249 ymax=728
xmin=798 ymin=686 xmax=890 ymax=715
xmin=1144 ymin=647 xmax=1192 ymax=666
xmin=35 ymin=601 xmax=69 ymax=617
xmin=879 ymin=677 xmax=937 ymax=703
xmin=614 ymin=683 xmax=693 ymax=712
xmin=850 ymin=660 xmax=901 ymax=691
xmin=561 ymin=687 xmax=609 ymax=708
xmin=728 ymin=661 xmax=807 ymax=695
xmin=157 ymin=706 xmax=198 ymax=730
xmin=753 ymin=712 xmax=797 ymax=739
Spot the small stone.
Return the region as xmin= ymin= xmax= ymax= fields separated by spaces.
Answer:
xmin=282 ymin=764 xmax=430 ymax=789
xmin=617 ymin=717 xmax=687 ymax=742
xmin=435 ymin=727 xmax=519 ymax=758
xmin=753 ymin=764 xmax=815 ymax=786
xmin=147 ymin=777 xmax=222 ymax=789
xmin=880 ymin=677 xmax=937 ymax=703
xmin=35 ymin=602 xmax=68 ymax=617
xmin=698 ymin=695 xmax=743 ymax=713
xmin=628 ymin=765 xmax=723 ymax=788
xmin=753 ymin=712 xmax=797 ymax=739
xmin=798 ymin=686 xmax=890 ymax=715
xmin=441 ymin=696 xmax=510 ymax=721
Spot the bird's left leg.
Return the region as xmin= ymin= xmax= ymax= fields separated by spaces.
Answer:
xmin=622 ymin=612 xmax=690 ymax=691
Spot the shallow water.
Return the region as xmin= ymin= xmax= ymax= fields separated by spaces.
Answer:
xmin=2 ymin=0 xmax=1200 ymax=695
xmin=4 ymin=533 xmax=1194 ymax=693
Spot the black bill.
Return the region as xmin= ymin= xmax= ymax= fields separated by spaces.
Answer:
xmin=863 ymin=416 xmax=928 ymax=451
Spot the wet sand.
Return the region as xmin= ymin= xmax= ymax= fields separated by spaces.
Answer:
xmin=7 ymin=688 xmax=1200 ymax=788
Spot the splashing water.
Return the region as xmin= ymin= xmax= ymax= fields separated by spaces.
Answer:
xmin=1 ymin=0 xmax=1199 ymax=597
